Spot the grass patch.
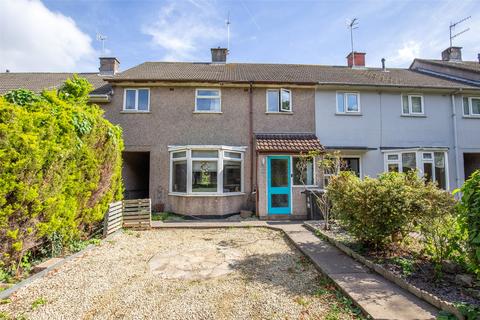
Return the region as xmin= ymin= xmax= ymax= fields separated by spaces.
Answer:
xmin=31 ymin=297 xmax=47 ymax=310
xmin=151 ymin=212 xmax=185 ymax=222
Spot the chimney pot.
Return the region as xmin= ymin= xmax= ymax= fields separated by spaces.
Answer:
xmin=478 ymin=53 xmax=480 ymax=64
xmin=99 ymin=57 xmax=120 ymax=75
xmin=346 ymin=52 xmax=366 ymax=68
xmin=441 ymin=47 xmax=462 ymax=62
xmin=381 ymin=58 xmax=386 ymax=71
xmin=211 ymin=47 xmax=228 ymax=63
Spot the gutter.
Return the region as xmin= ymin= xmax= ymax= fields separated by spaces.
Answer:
xmin=451 ymin=90 xmax=462 ymax=189
xmin=88 ymin=94 xmax=111 ymax=103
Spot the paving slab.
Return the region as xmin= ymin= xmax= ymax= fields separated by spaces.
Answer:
xmin=330 ymin=272 xmax=439 ymax=320
xmin=151 ymin=220 xmax=439 ymax=319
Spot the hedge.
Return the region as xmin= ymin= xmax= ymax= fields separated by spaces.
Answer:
xmin=0 ymin=76 xmax=123 ymax=272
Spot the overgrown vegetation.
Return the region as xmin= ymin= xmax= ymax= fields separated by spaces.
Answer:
xmin=455 ymin=170 xmax=480 ymax=277
xmin=0 ymin=75 xmax=123 ymax=277
xmin=322 ymin=169 xmax=480 ymax=318
xmin=327 ymin=171 xmax=457 ymax=251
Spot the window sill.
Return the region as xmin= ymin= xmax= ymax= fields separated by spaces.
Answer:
xmin=265 ymin=112 xmax=293 ymax=115
xmin=121 ymin=110 xmax=151 ymax=114
xmin=463 ymin=115 xmax=480 ymax=119
xmin=335 ymin=112 xmax=362 ymax=116
xmin=168 ymin=192 xmax=246 ymax=197
xmin=400 ymin=114 xmax=426 ymax=118
xmin=193 ymin=111 xmax=223 ymax=114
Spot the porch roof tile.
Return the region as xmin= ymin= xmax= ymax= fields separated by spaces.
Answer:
xmin=255 ymin=133 xmax=324 ymax=153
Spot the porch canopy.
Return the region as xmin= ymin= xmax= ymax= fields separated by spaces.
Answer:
xmin=255 ymin=133 xmax=324 ymax=153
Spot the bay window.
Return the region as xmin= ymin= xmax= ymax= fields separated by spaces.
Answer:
xmin=169 ymin=146 xmax=245 ymax=195
xmin=384 ymin=149 xmax=448 ymax=189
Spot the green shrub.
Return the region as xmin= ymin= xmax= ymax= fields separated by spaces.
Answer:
xmin=327 ymin=171 xmax=456 ymax=249
xmin=455 ymin=170 xmax=480 ymax=276
xmin=0 ymin=75 xmax=123 ymax=272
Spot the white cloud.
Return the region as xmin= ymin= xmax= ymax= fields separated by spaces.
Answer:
xmin=0 ymin=0 xmax=97 ymax=72
xmin=390 ymin=41 xmax=421 ymax=66
xmin=373 ymin=0 xmax=480 ymax=67
xmin=142 ymin=0 xmax=225 ymax=61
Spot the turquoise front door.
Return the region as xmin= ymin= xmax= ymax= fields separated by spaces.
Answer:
xmin=267 ymin=156 xmax=291 ymax=215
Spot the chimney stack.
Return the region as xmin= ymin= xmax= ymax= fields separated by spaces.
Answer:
xmin=441 ymin=47 xmax=462 ymax=62
xmin=347 ymin=52 xmax=366 ymax=68
xmin=99 ymin=57 xmax=120 ymax=76
xmin=211 ymin=47 xmax=228 ymax=63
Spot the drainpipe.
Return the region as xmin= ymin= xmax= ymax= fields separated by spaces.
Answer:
xmin=451 ymin=91 xmax=461 ymax=189
xmin=249 ymin=82 xmax=256 ymax=213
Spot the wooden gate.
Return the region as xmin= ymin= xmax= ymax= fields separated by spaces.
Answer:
xmin=103 ymin=201 xmax=123 ymax=236
xmin=103 ymin=199 xmax=151 ymax=236
xmin=122 ymin=199 xmax=151 ymax=229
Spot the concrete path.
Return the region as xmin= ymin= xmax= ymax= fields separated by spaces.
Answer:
xmin=152 ymin=220 xmax=438 ymax=320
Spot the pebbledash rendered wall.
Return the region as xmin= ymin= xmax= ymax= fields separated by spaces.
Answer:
xmin=102 ymin=85 xmax=316 ymax=216
xmin=315 ymin=88 xmax=480 ymax=189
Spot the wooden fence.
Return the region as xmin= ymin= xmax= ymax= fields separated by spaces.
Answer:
xmin=103 ymin=198 xmax=151 ymax=236
xmin=103 ymin=201 xmax=123 ymax=236
xmin=122 ymin=199 xmax=151 ymax=229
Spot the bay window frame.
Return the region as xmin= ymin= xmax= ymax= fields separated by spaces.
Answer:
xmin=383 ymin=148 xmax=449 ymax=189
xmin=168 ymin=145 xmax=246 ymax=196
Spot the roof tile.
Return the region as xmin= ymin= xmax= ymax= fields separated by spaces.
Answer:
xmin=255 ymin=133 xmax=324 ymax=153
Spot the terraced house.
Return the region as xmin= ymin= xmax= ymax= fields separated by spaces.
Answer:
xmin=1 ymin=46 xmax=479 ymax=219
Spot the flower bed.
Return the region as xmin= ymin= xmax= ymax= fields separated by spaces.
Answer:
xmin=306 ymin=221 xmax=480 ymax=319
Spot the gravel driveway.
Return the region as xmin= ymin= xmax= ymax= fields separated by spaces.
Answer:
xmin=1 ymin=228 xmax=362 ymax=320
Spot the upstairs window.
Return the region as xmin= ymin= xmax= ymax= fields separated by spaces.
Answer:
xmin=336 ymin=92 xmax=360 ymax=113
xmin=195 ymin=89 xmax=221 ymax=112
xmin=123 ymin=88 xmax=150 ymax=111
xmin=463 ymin=96 xmax=480 ymax=117
xmin=401 ymin=94 xmax=424 ymax=115
xmin=267 ymin=89 xmax=292 ymax=112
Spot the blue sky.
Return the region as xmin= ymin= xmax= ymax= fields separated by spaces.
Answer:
xmin=1 ymin=0 xmax=479 ymax=72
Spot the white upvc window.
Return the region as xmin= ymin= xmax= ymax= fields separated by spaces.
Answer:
xmin=401 ymin=94 xmax=424 ymax=115
xmin=266 ymin=88 xmax=292 ymax=112
xmin=336 ymin=92 xmax=360 ymax=113
xmin=292 ymin=156 xmax=315 ymax=186
xmin=123 ymin=88 xmax=150 ymax=111
xmin=195 ymin=89 xmax=221 ymax=112
xmin=169 ymin=146 xmax=245 ymax=195
xmin=462 ymin=96 xmax=480 ymax=117
xmin=322 ymin=156 xmax=362 ymax=187
xmin=383 ymin=149 xmax=448 ymax=189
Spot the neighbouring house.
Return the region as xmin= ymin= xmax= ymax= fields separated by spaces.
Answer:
xmin=1 ymin=48 xmax=479 ymax=219
xmin=410 ymin=47 xmax=480 ymax=181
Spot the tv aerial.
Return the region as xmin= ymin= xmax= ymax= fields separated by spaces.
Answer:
xmin=449 ymin=16 xmax=471 ymax=47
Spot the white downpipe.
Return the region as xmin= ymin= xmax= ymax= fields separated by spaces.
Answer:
xmin=451 ymin=93 xmax=461 ymax=189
